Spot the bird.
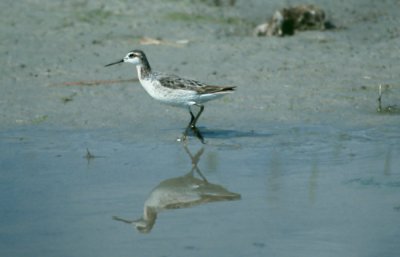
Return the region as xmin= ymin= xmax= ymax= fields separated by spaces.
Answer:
xmin=105 ymin=49 xmax=235 ymax=143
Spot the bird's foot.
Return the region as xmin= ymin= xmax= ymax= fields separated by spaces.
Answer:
xmin=178 ymin=126 xmax=205 ymax=144
xmin=178 ymin=133 xmax=189 ymax=144
xmin=191 ymin=126 xmax=205 ymax=144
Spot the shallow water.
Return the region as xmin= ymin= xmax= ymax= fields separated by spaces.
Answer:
xmin=1 ymin=124 xmax=399 ymax=257
xmin=1 ymin=0 xmax=400 ymax=256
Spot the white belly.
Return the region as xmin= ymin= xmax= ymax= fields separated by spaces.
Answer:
xmin=139 ymin=78 xmax=196 ymax=107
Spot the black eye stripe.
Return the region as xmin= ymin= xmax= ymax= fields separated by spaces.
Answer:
xmin=128 ymin=53 xmax=135 ymax=58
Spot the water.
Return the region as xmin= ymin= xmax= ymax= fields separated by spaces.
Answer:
xmin=1 ymin=124 xmax=399 ymax=257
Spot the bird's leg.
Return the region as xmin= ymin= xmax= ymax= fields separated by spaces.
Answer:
xmin=191 ymin=105 xmax=205 ymax=143
xmin=191 ymin=126 xmax=205 ymax=144
xmin=191 ymin=104 xmax=204 ymax=128
xmin=189 ymin=106 xmax=196 ymax=126
xmin=181 ymin=105 xmax=205 ymax=144
xmin=182 ymin=107 xmax=196 ymax=142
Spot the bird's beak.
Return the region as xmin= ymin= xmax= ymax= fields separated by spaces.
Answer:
xmin=105 ymin=59 xmax=124 ymax=67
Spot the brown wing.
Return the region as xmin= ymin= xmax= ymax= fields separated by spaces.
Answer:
xmin=157 ymin=74 xmax=235 ymax=94
xmin=197 ymin=85 xmax=236 ymax=94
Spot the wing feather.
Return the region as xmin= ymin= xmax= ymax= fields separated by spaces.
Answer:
xmin=157 ymin=74 xmax=235 ymax=94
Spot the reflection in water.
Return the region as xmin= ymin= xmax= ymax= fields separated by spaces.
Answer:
xmin=113 ymin=146 xmax=241 ymax=233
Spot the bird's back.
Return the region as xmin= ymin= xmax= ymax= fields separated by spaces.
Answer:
xmin=155 ymin=73 xmax=235 ymax=95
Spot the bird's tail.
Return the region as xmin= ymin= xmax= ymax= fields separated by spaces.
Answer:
xmin=221 ymin=86 xmax=236 ymax=92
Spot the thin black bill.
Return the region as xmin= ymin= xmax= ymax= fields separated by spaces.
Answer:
xmin=105 ymin=59 xmax=124 ymax=67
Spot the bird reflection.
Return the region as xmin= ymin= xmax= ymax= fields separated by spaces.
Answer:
xmin=113 ymin=145 xmax=241 ymax=233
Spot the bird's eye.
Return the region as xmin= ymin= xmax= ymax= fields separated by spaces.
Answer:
xmin=128 ymin=53 xmax=135 ymax=58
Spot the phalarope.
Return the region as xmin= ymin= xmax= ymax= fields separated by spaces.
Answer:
xmin=105 ymin=50 xmax=235 ymax=143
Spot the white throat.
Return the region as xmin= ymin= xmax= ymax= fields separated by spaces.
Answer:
xmin=136 ymin=65 xmax=142 ymax=79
